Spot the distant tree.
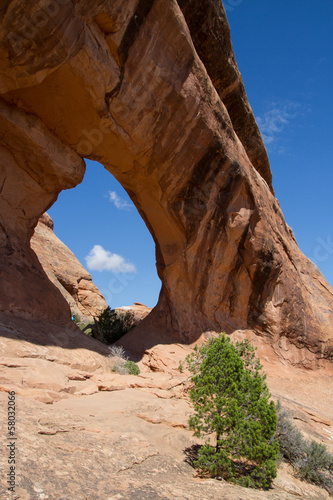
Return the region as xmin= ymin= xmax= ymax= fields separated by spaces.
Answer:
xmin=97 ymin=307 xmax=126 ymax=344
xmin=186 ymin=334 xmax=279 ymax=489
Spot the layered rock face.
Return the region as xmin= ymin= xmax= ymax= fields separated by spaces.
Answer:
xmin=0 ymin=0 xmax=332 ymax=364
xmin=31 ymin=213 xmax=107 ymax=322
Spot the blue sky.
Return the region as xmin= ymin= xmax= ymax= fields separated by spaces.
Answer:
xmin=49 ymin=1 xmax=333 ymax=309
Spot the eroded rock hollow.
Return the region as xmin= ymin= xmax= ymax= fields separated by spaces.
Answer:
xmin=0 ymin=0 xmax=332 ymax=364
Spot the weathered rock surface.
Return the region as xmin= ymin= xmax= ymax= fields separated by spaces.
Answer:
xmin=0 ymin=369 xmax=332 ymax=500
xmin=31 ymin=212 xmax=107 ymax=322
xmin=114 ymin=302 xmax=152 ymax=331
xmin=0 ymin=0 xmax=332 ymax=368
xmin=0 ymin=96 xmax=84 ymax=325
xmin=0 ymin=320 xmax=332 ymax=498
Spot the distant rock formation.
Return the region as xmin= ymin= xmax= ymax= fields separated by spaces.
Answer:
xmin=0 ymin=0 xmax=332 ymax=366
xmin=114 ymin=303 xmax=152 ymax=332
xmin=31 ymin=213 xmax=107 ymax=323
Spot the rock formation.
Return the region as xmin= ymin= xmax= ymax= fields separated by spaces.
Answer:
xmin=115 ymin=303 xmax=152 ymax=329
xmin=31 ymin=212 xmax=107 ymax=322
xmin=0 ymin=0 xmax=332 ymax=366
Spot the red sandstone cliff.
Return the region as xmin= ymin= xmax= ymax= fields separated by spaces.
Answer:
xmin=0 ymin=0 xmax=332 ymax=367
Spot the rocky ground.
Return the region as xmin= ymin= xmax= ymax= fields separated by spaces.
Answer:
xmin=0 ymin=319 xmax=332 ymax=499
xmin=1 ymin=387 xmax=331 ymax=500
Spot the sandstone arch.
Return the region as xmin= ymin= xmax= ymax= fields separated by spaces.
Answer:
xmin=0 ymin=0 xmax=332 ymax=365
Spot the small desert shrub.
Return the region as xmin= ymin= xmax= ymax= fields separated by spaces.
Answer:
xmin=111 ymin=362 xmax=128 ymax=375
xmin=276 ymin=402 xmax=333 ymax=495
xmin=298 ymin=441 xmax=333 ymax=489
xmin=276 ymin=404 xmax=304 ymax=464
xmin=124 ymin=360 xmax=140 ymax=375
xmin=109 ymin=345 xmax=127 ymax=358
xmin=108 ymin=346 xmax=140 ymax=375
xmin=109 ymin=345 xmax=128 ymax=374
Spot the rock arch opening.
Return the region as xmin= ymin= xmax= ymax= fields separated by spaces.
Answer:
xmin=45 ymin=159 xmax=161 ymax=313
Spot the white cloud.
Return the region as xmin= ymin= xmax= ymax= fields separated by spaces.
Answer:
xmin=85 ymin=245 xmax=136 ymax=273
xmin=256 ymin=102 xmax=300 ymax=145
xmin=108 ymin=191 xmax=132 ymax=210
